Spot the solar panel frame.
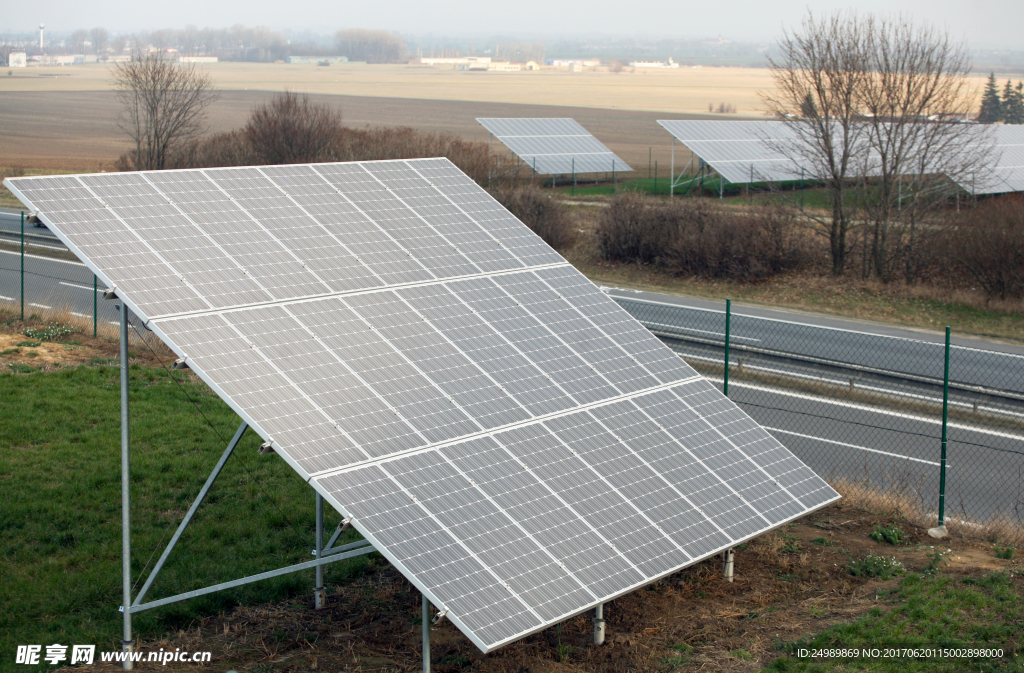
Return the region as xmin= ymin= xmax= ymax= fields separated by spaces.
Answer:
xmin=478 ymin=118 xmax=633 ymax=175
xmin=4 ymin=158 xmax=840 ymax=654
xmin=657 ymin=120 xmax=804 ymax=184
xmin=957 ymin=124 xmax=1024 ymax=195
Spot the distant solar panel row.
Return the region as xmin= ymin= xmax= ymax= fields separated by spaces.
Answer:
xmin=478 ymin=118 xmax=632 ymax=175
xmin=5 ymin=159 xmax=839 ymax=653
xmin=962 ymin=124 xmax=1024 ymax=195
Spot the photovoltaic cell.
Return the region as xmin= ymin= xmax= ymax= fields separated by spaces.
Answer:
xmin=657 ymin=120 xmax=802 ymax=184
xmin=4 ymin=158 xmax=839 ymax=654
xmin=478 ymin=118 xmax=633 ymax=175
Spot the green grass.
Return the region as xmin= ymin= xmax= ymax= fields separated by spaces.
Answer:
xmin=0 ymin=364 xmax=372 ymax=672
xmin=767 ymin=572 xmax=1024 ymax=672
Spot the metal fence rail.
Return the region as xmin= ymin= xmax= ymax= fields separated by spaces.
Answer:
xmin=612 ymin=295 xmax=1024 ymax=546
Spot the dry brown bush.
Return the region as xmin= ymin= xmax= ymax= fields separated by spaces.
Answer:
xmin=595 ymin=191 xmax=670 ymax=264
xmin=597 ymin=193 xmax=809 ymax=279
xmin=950 ymin=196 xmax=1024 ymax=300
xmin=487 ymin=183 xmax=577 ymax=250
xmin=245 ymin=91 xmax=344 ymax=165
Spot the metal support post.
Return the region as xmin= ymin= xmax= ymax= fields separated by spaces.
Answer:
xmin=654 ymin=161 xmax=658 ymax=195
xmin=93 ymin=275 xmax=98 ymax=337
xmin=723 ymin=299 xmax=731 ymax=397
xmin=572 ymin=158 xmax=576 ymax=196
xmin=119 ymin=301 xmax=133 ymax=669
xmin=132 ymin=421 xmax=249 ymax=608
xmin=314 ymin=493 xmax=326 ymax=609
xmin=20 ymin=211 xmax=25 ymax=320
xmin=593 ymin=603 xmax=605 ymax=645
xmin=612 ymin=160 xmax=616 ymax=193
xmin=648 ymin=147 xmax=651 ymax=179
xmin=930 ymin=327 xmax=951 ymax=538
xmin=670 ymin=139 xmax=675 ymax=196
xmin=488 ymin=133 xmax=492 ymax=186
xmin=422 ymin=593 xmax=431 ymax=673
xmin=722 ymin=548 xmax=734 ymax=582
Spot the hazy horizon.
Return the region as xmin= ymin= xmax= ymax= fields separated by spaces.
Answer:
xmin=2 ymin=0 xmax=1022 ymax=49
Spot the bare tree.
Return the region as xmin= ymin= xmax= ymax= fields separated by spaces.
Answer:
xmin=244 ymin=91 xmax=343 ymax=164
xmin=89 ymin=27 xmax=109 ymax=55
xmin=335 ymin=29 xmax=406 ymax=63
xmin=113 ymin=55 xmax=219 ymax=170
xmin=69 ymin=29 xmax=90 ymax=54
xmin=855 ymin=18 xmax=992 ymax=282
xmin=762 ymin=11 xmax=873 ymax=275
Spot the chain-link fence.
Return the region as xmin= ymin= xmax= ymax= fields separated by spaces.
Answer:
xmin=1 ymin=213 xmax=153 ymax=346
xmin=613 ymin=295 xmax=1024 ymax=547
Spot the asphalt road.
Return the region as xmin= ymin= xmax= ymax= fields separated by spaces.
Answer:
xmin=606 ymin=288 xmax=1024 ymax=396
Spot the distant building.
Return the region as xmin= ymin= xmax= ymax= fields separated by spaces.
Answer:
xmin=525 ymin=61 xmax=539 ymax=71
xmin=488 ymin=62 xmax=521 ymax=72
xmin=8 ymin=52 xmax=26 ymax=68
xmin=104 ymin=55 xmax=131 ymax=63
xmin=285 ymin=56 xmax=347 ymax=64
xmin=177 ymin=56 xmax=218 ymax=63
xmin=630 ymin=57 xmax=679 ymax=69
xmin=546 ymin=59 xmax=600 ymax=67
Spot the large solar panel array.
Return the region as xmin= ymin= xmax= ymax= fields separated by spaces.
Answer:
xmin=5 ymin=159 xmax=838 ymax=653
xmin=478 ymin=118 xmax=633 ymax=175
xmin=657 ymin=120 xmax=804 ymax=184
xmin=959 ymin=124 xmax=1024 ymax=195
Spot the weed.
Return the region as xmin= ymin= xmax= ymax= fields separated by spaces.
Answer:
xmin=8 ymin=362 xmax=37 ymax=373
xmin=1 ymin=347 xmax=21 ymax=355
xmin=16 ymin=341 xmax=41 ymax=347
xmin=780 ymin=543 xmax=801 ymax=553
xmin=847 ymin=554 xmax=906 ymax=579
xmin=731 ymin=649 xmax=752 ymax=659
xmin=924 ymin=546 xmax=951 ymax=574
xmin=660 ymin=654 xmax=689 ymax=669
xmin=808 ymin=606 xmax=827 ymax=617
xmin=870 ymin=525 xmax=905 ymax=545
xmin=23 ymin=322 xmax=75 ymax=342
xmin=994 ymin=543 xmax=1016 ymax=560
xmin=555 ymin=642 xmax=573 ymax=662
xmin=810 ymin=537 xmax=835 ymax=546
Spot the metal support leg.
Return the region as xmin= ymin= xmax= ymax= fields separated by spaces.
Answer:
xmin=315 ymin=493 xmax=326 ymax=609
xmin=422 ymin=593 xmax=431 ymax=673
xmin=593 ymin=603 xmax=605 ymax=645
xmin=722 ymin=548 xmax=734 ymax=583
xmin=132 ymin=421 xmax=248 ymax=608
xmin=119 ymin=302 xmax=133 ymax=669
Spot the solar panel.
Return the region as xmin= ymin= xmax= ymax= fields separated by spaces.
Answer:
xmin=958 ymin=124 xmax=1024 ymax=195
xmin=657 ymin=120 xmax=804 ymax=184
xmin=478 ymin=118 xmax=633 ymax=175
xmin=5 ymin=159 xmax=838 ymax=653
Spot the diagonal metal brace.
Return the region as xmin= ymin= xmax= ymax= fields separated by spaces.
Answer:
xmin=129 ymin=543 xmax=377 ymax=614
xmin=131 ymin=421 xmax=248 ymax=607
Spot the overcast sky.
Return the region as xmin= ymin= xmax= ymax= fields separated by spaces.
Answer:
xmin=4 ymin=0 xmax=1021 ymax=48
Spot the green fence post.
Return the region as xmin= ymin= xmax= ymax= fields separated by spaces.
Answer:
xmin=937 ymin=326 xmax=950 ymax=528
xmin=724 ymin=299 xmax=731 ymax=397
xmin=654 ymin=161 xmax=658 ymax=195
xmin=571 ymin=158 xmax=575 ymax=196
xmin=20 ymin=211 xmax=25 ymax=320
xmin=612 ymin=160 xmax=616 ymax=194
xmin=94 ymin=275 xmax=98 ymax=337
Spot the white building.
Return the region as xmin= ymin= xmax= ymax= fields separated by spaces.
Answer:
xmin=8 ymin=52 xmax=26 ymax=68
xmin=630 ymin=57 xmax=679 ymax=69
xmin=177 ymin=56 xmax=218 ymax=63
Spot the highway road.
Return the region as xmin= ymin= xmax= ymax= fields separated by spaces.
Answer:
xmin=1 ymin=221 xmax=1020 ymax=527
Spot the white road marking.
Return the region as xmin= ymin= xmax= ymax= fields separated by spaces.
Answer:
xmin=0 ymin=249 xmax=85 ymax=265
xmin=29 ymin=302 xmax=51 ymax=309
xmin=59 ymin=281 xmax=96 ymax=291
xmin=764 ymin=427 xmax=943 ymax=467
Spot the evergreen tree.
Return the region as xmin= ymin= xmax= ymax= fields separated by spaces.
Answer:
xmin=978 ymin=72 xmax=1002 ymax=122
xmin=1004 ymin=81 xmax=1024 ymax=124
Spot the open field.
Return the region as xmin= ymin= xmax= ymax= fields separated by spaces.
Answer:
xmin=0 ymin=89 xmax=710 ymax=173
xmin=0 ymin=62 xmax=784 ymax=114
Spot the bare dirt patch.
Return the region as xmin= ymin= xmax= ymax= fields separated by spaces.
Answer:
xmin=0 ymin=316 xmax=173 ymax=369
xmin=57 ymin=502 xmax=1018 ymax=673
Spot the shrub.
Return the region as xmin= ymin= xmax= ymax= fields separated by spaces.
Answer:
xmin=870 ymin=525 xmax=905 ymax=545
xmin=245 ymin=92 xmax=343 ymax=165
xmin=993 ymin=543 xmax=1015 ymax=560
xmin=847 ymin=554 xmax=905 ymax=579
xmin=597 ymin=194 xmax=808 ymax=279
xmin=23 ymin=323 xmax=75 ymax=342
xmin=595 ymin=191 xmax=671 ymax=264
xmin=953 ymin=196 xmax=1024 ymax=300
xmin=488 ymin=184 xmax=576 ymax=250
